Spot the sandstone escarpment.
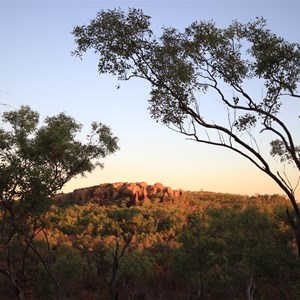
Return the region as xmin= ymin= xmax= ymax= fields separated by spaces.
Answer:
xmin=54 ymin=182 xmax=183 ymax=206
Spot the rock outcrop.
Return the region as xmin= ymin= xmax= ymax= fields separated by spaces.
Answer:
xmin=53 ymin=182 xmax=183 ymax=206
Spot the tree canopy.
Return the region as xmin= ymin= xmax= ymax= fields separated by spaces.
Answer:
xmin=72 ymin=8 xmax=300 ymax=251
xmin=0 ymin=105 xmax=119 ymax=299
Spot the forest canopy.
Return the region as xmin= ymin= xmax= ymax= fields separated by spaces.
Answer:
xmin=1 ymin=187 xmax=298 ymax=299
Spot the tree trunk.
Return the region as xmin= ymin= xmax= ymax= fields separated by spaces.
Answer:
xmin=246 ymin=273 xmax=255 ymax=300
xmin=10 ymin=275 xmax=26 ymax=300
xmin=286 ymin=207 xmax=300 ymax=256
xmin=17 ymin=289 xmax=26 ymax=300
xmin=196 ymin=274 xmax=204 ymax=300
xmin=294 ymin=218 xmax=300 ymax=257
xmin=109 ymin=255 xmax=119 ymax=300
xmin=5 ymin=254 xmax=26 ymax=300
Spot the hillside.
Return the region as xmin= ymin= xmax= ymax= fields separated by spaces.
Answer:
xmin=53 ymin=181 xmax=289 ymax=211
xmin=54 ymin=182 xmax=184 ymax=206
xmin=0 ymin=182 xmax=297 ymax=300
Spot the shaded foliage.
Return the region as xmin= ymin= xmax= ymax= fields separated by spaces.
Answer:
xmin=1 ymin=189 xmax=298 ymax=299
xmin=0 ymin=106 xmax=119 ymax=299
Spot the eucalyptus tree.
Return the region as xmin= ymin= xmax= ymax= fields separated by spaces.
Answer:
xmin=0 ymin=106 xmax=119 ymax=299
xmin=72 ymin=8 xmax=300 ymax=252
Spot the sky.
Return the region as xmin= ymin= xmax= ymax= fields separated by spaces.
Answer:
xmin=1 ymin=0 xmax=299 ymax=198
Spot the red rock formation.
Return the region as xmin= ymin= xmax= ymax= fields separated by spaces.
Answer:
xmin=53 ymin=182 xmax=183 ymax=206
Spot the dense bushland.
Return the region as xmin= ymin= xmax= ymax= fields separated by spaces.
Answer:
xmin=1 ymin=191 xmax=299 ymax=299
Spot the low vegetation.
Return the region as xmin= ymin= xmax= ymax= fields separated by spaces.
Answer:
xmin=1 ymin=189 xmax=299 ymax=299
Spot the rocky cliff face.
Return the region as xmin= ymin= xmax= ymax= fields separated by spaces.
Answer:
xmin=53 ymin=182 xmax=184 ymax=206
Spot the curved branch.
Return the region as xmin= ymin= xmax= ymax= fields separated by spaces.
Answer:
xmin=205 ymin=77 xmax=300 ymax=171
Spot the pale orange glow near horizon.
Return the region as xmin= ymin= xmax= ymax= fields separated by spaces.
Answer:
xmin=62 ymin=141 xmax=300 ymax=200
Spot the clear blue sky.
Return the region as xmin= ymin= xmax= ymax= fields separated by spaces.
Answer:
xmin=1 ymin=1 xmax=299 ymax=198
